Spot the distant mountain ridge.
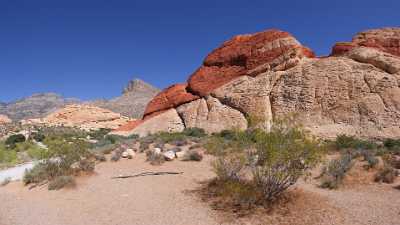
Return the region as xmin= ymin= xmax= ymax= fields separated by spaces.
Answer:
xmin=0 ymin=93 xmax=79 ymax=121
xmin=0 ymin=79 xmax=159 ymax=121
xmin=88 ymin=79 xmax=160 ymax=118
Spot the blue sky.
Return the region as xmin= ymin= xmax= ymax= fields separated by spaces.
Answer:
xmin=1 ymin=0 xmax=399 ymax=102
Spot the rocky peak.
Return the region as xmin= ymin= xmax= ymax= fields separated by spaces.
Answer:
xmin=123 ymin=79 xmax=159 ymax=95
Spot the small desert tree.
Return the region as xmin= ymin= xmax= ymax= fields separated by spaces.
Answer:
xmin=210 ymin=114 xmax=323 ymax=204
xmin=251 ymin=116 xmax=322 ymax=201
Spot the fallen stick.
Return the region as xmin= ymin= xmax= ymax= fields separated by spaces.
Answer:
xmin=111 ymin=171 xmax=183 ymax=179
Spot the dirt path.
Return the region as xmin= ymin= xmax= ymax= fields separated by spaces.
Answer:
xmin=0 ymin=155 xmax=220 ymax=225
xmin=0 ymin=155 xmax=399 ymax=225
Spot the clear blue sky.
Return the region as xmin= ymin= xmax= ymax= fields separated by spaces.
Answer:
xmin=1 ymin=0 xmax=399 ymax=102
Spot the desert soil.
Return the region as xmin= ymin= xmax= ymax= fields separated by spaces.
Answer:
xmin=0 ymin=155 xmax=399 ymax=225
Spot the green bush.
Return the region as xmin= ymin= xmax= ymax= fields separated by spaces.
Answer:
xmin=0 ymin=144 xmax=17 ymax=164
xmin=5 ymin=134 xmax=26 ymax=148
xmin=212 ymin=155 xmax=246 ymax=181
xmin=23 ymin=137 xmax=93 ymax=188
xmin=209 ymin=115 xmax=324 ymax=205
xmin=334 ymin=134 xmax=377 ymax=150
xmin=182 ymin=127 xmax=207 ymax=138
xmin=48 ymin=176 xmax=76 ymax=190
xmin=30 ymin=132 xmax=45 ymax=142
xmin=320 ymin=153 xmax=354 ymax=189
xmin=182 ymin=150 xmax=203 ymax=161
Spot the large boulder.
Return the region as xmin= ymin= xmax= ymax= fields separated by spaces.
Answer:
xmin=143 ymin=83 xmax=199 ymax=118
xmin=176 ymin=96 xmax=248 ymax=133
xmin=332 ymin=27 xmax=400 ymax=57
xmin=187 ymin=29 xmax=314 ymax=96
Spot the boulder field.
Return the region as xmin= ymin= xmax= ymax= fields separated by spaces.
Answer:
xmin=112 ymin=27 xmax=400 ymax=139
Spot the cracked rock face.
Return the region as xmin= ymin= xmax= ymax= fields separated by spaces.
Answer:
xmin=176 ymin=96 xmax=247 ymax=133
xmin=118 ymin=27 xmax=400 ymax=139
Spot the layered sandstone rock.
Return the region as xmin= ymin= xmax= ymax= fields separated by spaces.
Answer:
xmin=176 ymin=96 xmax=247 ymax=133
xmin=118 ymin=27 xmax=400 ymax=139
xmin=39 ymin=104 xmax=131 ymax=130
xmin=187 ymin=29 xmax=315 ymax=96
xmin=332 ymin=27 xmax=400 ymax=57
xmin=143 ymin=83 xmax=199 ymax=117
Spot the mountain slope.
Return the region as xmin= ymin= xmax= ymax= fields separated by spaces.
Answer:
xmin=90 ymin=79 xmax=160 ymax=118
xmin=0 ymin=93 xmax=79 ymax=121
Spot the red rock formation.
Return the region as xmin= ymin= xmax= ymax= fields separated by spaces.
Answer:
xmin=331 ymin=28 xmax=400 ymax=57
xmin=114 ymin=120 xmax=143 ymax=132
xmin=187 ymin=29 xmax=315 ymax=96
xmin=143 ymin=83 xmax=199 ymax=117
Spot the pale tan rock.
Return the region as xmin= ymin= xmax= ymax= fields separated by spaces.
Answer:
xmin=116 ymin=109 xmax=184 ymax=137
xmin=271 ymin=57 xmax=400 ymax=139
xmin=346 ymin=47 xmax=400 ymax=74
xmin=40 ymin=104 xmax=130 ymax=130
xmin=0 ymin=115 xmax=11 ymax=124
xmin=211 ymin=71 xmax=283 ymax=130
xmin=176 ymin=96 xmax=247 ymax=134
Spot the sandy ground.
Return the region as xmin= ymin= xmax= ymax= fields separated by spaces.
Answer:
xmin=0 ymin=154 xmax=400 ymax=225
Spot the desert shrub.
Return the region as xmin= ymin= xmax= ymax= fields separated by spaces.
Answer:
xmin=374 ymin=165 xmax=399 ymax=183
xmin=251 ymin=117 xmax=323 ymax=201
xmin=5 ymin=134 xmax=26 ymax=148
xmin=214 ymin=129 xmax=237 ymax=140
xmin=182 ymin=127 xmax=207 ymax=138
xmin=383 ymin=138 xmax=400 ymax=151
xmin=182 ymin=150 xmax=203 ymax=162
xmin=320 ymin=153 xmax=354 ymax=189
xmin=208 ymin=115 xmax=323 ymax=208
xmin=334 ymin=134 xmax=377 ymax=150
xmin=48 ymin=176 xmax=76 ymax=190
xmin=145 ymin=150 xmax=165 ymax=165
xmin=26 ymin=144 xmax=47 ymax=160
xmin=88 ymin=128 xmax=112 ymax=140
xmin=30 ymin=132 xmax=45 ymax=142
xmin=0 ymin=144 xmax=17 ymax=164
xmin=93 ymin=153 xmax=106 ymax=162
xmin=207 ymin=179 xmax=261 ymax=210
xmin=23 ymin=137 xmax=93 ymax=187
xmin=212 ymin=155 xmax=246 ymax=181
xmin=361 ymin=150 xmax=379 ymax=169
xmin=78 ymin=159 xmax=95 ymax=172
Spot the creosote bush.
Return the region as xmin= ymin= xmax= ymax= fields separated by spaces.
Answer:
xmin=375 ymin=165 xmax=399 ymax=183
xmin=208 ymin=115 xmax=324 ymax=208
xmin=145 ymin=150 xmax=165 ymax=165
xmin=319 ymin=153 xmax=354 ymax=189
xmin=182 ymin=150 xmax=203 ymax=162
xmin=23 ymin=137 xmax=93 ymax=189
xmin=334 ymin=134 xmax=377 ymax=150
xmin=48 ymin=176 xmax=76 ymax=190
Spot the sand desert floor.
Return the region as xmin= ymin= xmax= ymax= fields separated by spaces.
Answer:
xmin=0 ymin=155 xmax=399 ymax=225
